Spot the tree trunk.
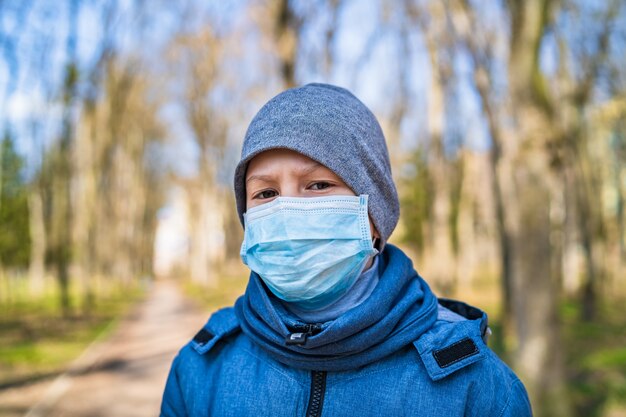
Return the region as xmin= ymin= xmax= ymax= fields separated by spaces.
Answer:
xmin=506 ymin=148 xmax=570 ymax=417
xmin=568 ymin=126 xmax=602 ymax=321
xmin=48 ymin=0 xmax=81 ymax=316
xmin=28 ymin=187 xmax=47 ymax=296
xmin=506 ymin=0 xmax=571 ymax=415
xmin=423 ymin=17 xmax=456 ymax=295
xmin=49 ymin=126 xmax=74 ymax=316
xmin=274 ymin=0 xmax=300 ymax=88
xmin=578 ymin=177 xmax=598 ymax=321
xmin=451 ymin=0 xmax=515 ymax=322
xmin=615 ymin=141 xmax=625 ymax=263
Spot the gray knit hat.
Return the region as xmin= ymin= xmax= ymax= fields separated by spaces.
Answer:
xmin=234 ymin=83 xmax=400 ymax=243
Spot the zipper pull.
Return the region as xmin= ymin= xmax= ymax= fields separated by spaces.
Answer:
xmin=285 ymin=324 xmax=322 ymax=346
xmin=285 ymin=331 xmax=308 ymax=345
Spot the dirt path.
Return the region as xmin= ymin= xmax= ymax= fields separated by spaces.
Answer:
xmin=0 ymin=280 xmax=209 ymax=417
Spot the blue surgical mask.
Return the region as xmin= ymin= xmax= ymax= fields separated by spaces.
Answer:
xmin=240 ymin=195 xmax=378 ymax=310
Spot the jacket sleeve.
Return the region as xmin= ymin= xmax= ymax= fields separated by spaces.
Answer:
xmin=499 ymin=379 xmax=533 ymax=417
xmin=160 ymin=355 xmax=187 ymax=417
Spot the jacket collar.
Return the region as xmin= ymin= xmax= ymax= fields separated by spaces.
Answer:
xmin=414 ymin=299 xmax=490 ymax=381
xmin=234 ymin=244 xmax=439 ymax=371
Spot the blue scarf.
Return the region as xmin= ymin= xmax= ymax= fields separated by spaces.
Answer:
xmin=234 ymin=244 xmax=439 ymax=371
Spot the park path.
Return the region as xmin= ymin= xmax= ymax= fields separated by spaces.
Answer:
xmin=0 ymin=280 xmax=209 ymax=417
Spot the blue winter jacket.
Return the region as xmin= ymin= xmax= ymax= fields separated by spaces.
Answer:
xmin=161 ymin=245 xmax=532 ymax=416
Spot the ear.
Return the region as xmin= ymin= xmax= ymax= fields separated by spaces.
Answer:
xmin=369 ymin=221 xmax=382 ymax=254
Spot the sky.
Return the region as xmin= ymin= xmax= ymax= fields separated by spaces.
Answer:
xmin=1 ymin=0 xmax=496 ymax=181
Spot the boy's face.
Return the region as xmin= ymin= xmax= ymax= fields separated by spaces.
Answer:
xmin=245 ymin=148 xmax=379 ymax=240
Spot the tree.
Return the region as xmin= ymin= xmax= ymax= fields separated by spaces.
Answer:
xmin=35 ymin=0 xmax=81 ymax=315
xmin=168 ymin=25 xmax=229 ymax=286
xmin=501 ymin=1 xmax=571 ymax=415
xmin=0 ymin=133 xmax=31 ymax=268
xmin=273 ymin=0 xmax=302 ymax=88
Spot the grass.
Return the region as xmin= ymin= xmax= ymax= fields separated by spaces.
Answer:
xmin=0 ymin=283 xmax=144 ymax=388
xmin=561 ymin=298 xmax=626 ymax=417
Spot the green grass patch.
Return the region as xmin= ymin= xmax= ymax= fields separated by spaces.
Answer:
xmin=0 ymin=283 xmax=144 ymax=387
xmin=584 ymin=347 xmax=626 ymax=370
xmin=561 ymin=298 xmax=626 ymax=416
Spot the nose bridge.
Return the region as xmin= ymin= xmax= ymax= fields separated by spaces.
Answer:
xmin=278 ymin=175 xmax=302 ymax=197
xmin=277 ymin=166 xmax=305 ymax=197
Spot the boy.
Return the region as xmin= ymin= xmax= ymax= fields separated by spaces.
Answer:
xmin=161 ymin=83 xmax=532 ymax=416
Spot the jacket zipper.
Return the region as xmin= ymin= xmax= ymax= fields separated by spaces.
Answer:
xmin=305 ymin=370 xmax=327 ymax=417
xmin=285 ymin=323 xmax=323 ymax=346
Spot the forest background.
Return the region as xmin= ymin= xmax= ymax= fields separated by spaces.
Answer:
xmin=1 ymin=1 xmax=625 ymax=416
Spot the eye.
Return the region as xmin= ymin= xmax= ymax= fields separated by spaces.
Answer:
xmin=252 ymin=189 xmax=278 ymax=200
xmin=308 ymin=181 xmax=332 ymax=191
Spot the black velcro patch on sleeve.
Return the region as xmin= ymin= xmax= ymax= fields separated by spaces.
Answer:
xmin=433 ymin=338 xmax=478 ymax=368
xmin=193 ymin=328 xmax=214 ymax=345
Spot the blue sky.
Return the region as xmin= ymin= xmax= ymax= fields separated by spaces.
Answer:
xmin=7 ymin=0 xmax=619 ymax=180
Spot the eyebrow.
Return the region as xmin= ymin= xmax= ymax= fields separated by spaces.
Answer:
xmin=246 ymin=174 xmax=275 ymax=184
xmin=245 ymin=162 xmax=325 ymax=184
